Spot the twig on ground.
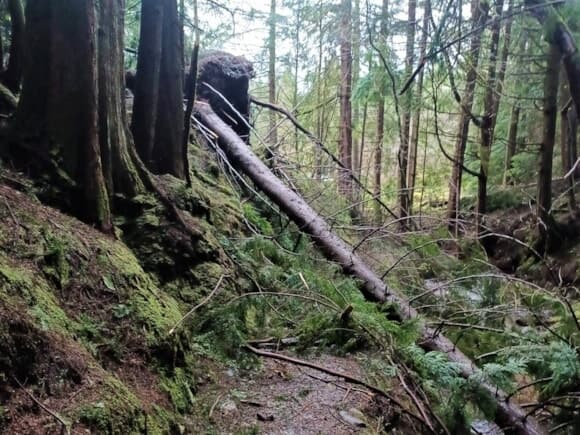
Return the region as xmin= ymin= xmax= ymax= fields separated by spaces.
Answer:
xmin=169 ymin=274 xmax=226 ymax=335
xmin=208 ymin=394 xmax=223 ymax=421
xmin=13 ymin=376 xmax=71 ymax=435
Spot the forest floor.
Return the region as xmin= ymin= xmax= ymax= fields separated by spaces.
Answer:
xmin=193 ymin=353 xmax=391 ymax=435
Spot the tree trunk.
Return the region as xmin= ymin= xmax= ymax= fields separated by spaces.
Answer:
xmin=537 ymin=43 xmax=561 ymax=253
xmin=98 ymin=0 xmax=144 ymax=199
xmin=374 ymin=99 xmax=385 ymax=224
xmin=351 ymin=0 xmax=361 ymax=188
xmin=406 ymin=0 xmax=429 ymax=217
xmin=526 ymin=0 xmax=580 ymax=116
xmin=182 ymin=0 xmax=199 ymax=188
xmin=561 ymin=102 xmax=577 ymax=210
xmin=39 ymin=0 xmax=112 ymax=229
xmin=491 ymin=0 xmax=514 ymax=133
xmin=131 ymin=0 xmax=163 ymax=167
xmin=196 ymin=101 xmax=544 ymax=435
xmin=503 ymin=105 xmax=519 ymax=185
xmin=292 ymin=1 xmax=303 ymax=159
xmin=153 ymin=0 xmax=185 ymax=178
xmin=477 ymin=0 xmax=504 ymax=231
xmin=267 ymin=0 xmax=277 ymax=148
xmin=398 ymin=0 xmax=416 ymax=226
xmin=338 ymin=0 xmax=353 ymax=199
xmin=373 ymin=0 xmax=388 ymax=224
xmin=314 ymin=0 xmax=324 ymax=181
xmin=14 ymin=0 xmax=147 ymax=231
xmin=446 ymin=0 xmax=488 ymax=232
xmin=132 ymin=0 xmax=184 ymax=179
xmin=2 ymin=0 xmax=24 ymax=93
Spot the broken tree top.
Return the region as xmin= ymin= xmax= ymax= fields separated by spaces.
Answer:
xmin=198 ymin=51 xmax=254 ymax=81
xmin=197 ymin=51 xmax=254 ymax=142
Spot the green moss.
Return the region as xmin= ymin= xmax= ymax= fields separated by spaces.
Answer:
xmin=160 ymin=367 xmax=196 ymax=413
xmin=76 ymin=376 xmax=146 ymax=434
xmin=129 ymin=280 xmax=183 ymax=343
xmin=76 ymin=374 xmax=182 ymax=435
xmin=0 ymin=256 xmax=76 ymax=332
xmin=41 ymin=232 xmax=71 ymax=288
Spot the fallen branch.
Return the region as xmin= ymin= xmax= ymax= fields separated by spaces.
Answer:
xmin=244 ymin=344 xmax=433 ymax=432
xmin=195 ymin=101 xmax=545 ymax=435
xmin=13 ymin=377 xmax=71 ymax=435
xmin=169 ymin=274 xmax=226 ymax=335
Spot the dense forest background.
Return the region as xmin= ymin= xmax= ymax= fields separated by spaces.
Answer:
xmin=0 ymin=0 xmax=580 ymax=434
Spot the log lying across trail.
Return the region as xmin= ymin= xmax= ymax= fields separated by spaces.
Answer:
xmin=195 ymin=101 xmax=545 ymax=435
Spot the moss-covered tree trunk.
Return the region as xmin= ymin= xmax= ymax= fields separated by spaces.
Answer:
xmin=2 ymin=0 xmax=24 ymax=93
xmin=503 ymin=105 xmax=519 ymax=185
xmin=537 ymin=43 xmax=560 ymax=253
xmin=477 ymin=0 xmax=504 ymax=231
xmin=527 ymin=0 xmax=580 ymax=115
xmin=13 ymin=0 xmax=145 ymax=231
xmin=98 ymin=0 xmax=145 ymax=198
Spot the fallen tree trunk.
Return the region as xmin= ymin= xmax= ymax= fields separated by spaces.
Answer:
xmin=194 ymin=101 xmax=545 ymax=435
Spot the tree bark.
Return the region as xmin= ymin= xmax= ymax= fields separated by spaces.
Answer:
xmin=338 ymin=0 xmax=353 ymax=199
xmin=153 ymin=0 xmax=184 ymax=178
xmin=182 ymin=0 xmax=199 ymax=188
xmin=351 ymin=0 xmax=361 ymax=187
xmin=2 ymin=0 xmax=24 ymax=93
xmin=526 ymin=0 xmax=580 ymax=116
xmin=477 ymin=0 xmax=504 ymax=230
xmin=446 ymin=0 xmax=488 ymax=232
xmin=561 ymin=102 xmax=577 ymax=210
xmin=132 ymin=0 xmax=184 ymax=179
xmin=373 ymin=0 xmax=388 ymax=224
xmin=398 ymin=0 xmax=416 ymax=226
xmin=374 ymin=98 xmax=385 ymax=224
xmin=503 ymin=105 xmax=519 ymax=185
xmin=131 ymin=0 xmax=163 ymax=168
xmin=267 ymin=0 xmax=278 ymax=148
xmin=537 ymin=43 xmax=561 ymax=253
xmin=98 ymin=0 xmax=144 ymax=199
xmin=14 ymin=0 xmax=148 ymax=231
xmin=491 ymin=0 xmax=514 ymax=133
xmin=407 ymin=0 xmax=429 ymax=217
xmin=195 ymin=101 xmax=545 ymax=435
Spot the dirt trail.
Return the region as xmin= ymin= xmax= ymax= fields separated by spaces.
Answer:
xmin=205 ymin=353 xmax=391 ymax=435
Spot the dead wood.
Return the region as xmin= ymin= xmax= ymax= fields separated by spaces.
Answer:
xmin=195 ymin=101 xmax=546 ymax=435
xmin=250 ymin=96 xmax=398 ymax=220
